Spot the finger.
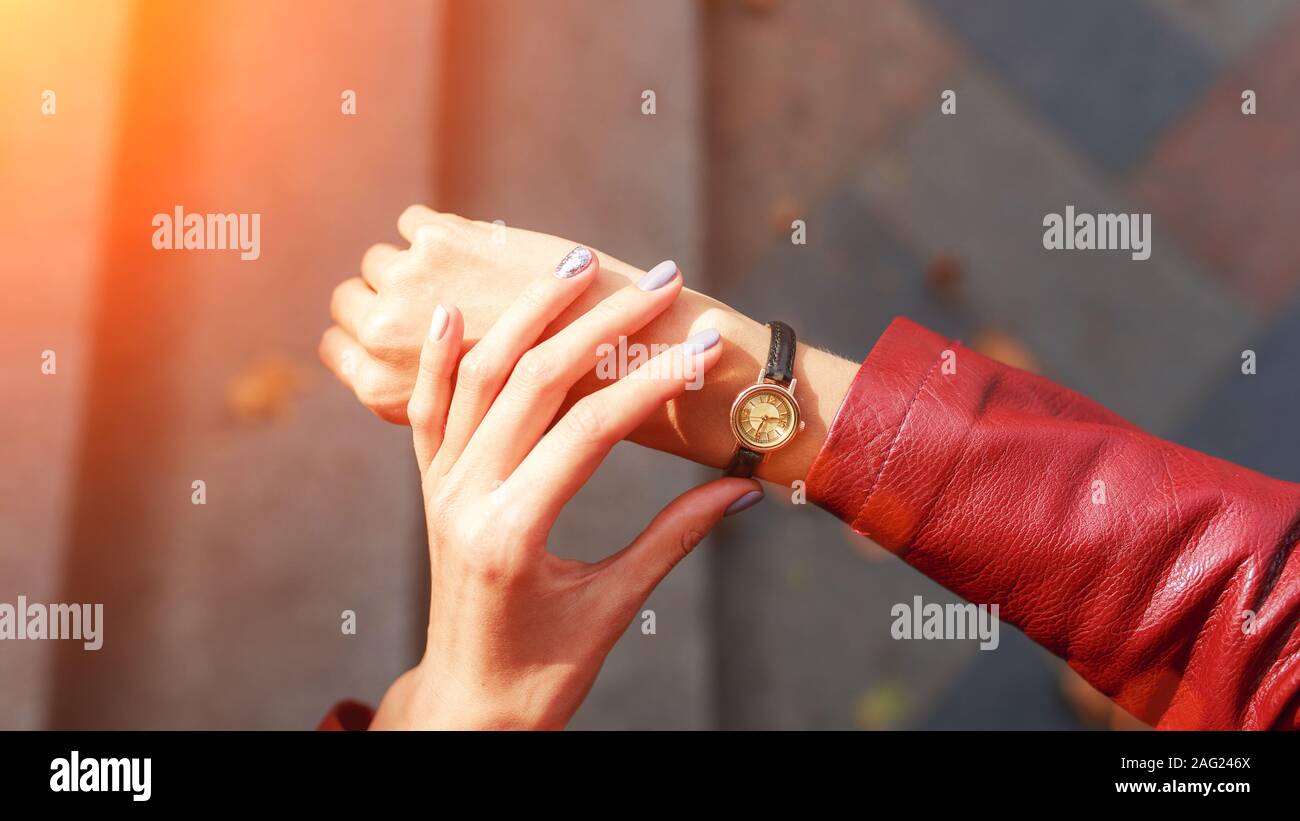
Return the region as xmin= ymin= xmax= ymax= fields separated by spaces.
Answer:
xmin=320 ymin=326 xmax=415 ymax=424
xmin=329 ymin=277 xmax=377 ymax=340
xmin=318 ymin=325 xmax=370 ymax=390
xmin=408 ymin=304 xmax=464 ymax=474
xmin=361 ymin=242 xmax=402 ymax=290
xmin=459 ymin=260 xmax=682 ymax=477
xmin=431 ymin=245 xmax=599 ymax=477
xmin=596 ymin=478 xmax=763 ymax=607
xmin=505 ymin=327 xmax=722 ymax=524
xmin=397 ymin=204 xmax=444 ymax=244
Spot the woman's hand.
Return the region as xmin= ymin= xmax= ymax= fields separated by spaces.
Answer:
xmin=319 ymin=207 xmax=668 ymax=424
xmin=369 ymin=246 xmax=764 ymax=730
xmin=319 ymin=206 xmax=858 ymax=487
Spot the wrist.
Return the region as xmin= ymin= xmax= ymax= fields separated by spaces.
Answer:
xmin=658 ymin=299 xmax=854 ymax=487
xmin=709 ymin=311 xmax=847 ymax=486
xmin=561 ymin=274 xmax=858 ymax=487
xmin=371 ymin=659 xmax=563 ymax=730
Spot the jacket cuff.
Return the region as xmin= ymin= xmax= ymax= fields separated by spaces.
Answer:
xmin=805 ymin=316 xmax=951 ymax=545
xmin=318 ymin=700 xmax=375 ymax=731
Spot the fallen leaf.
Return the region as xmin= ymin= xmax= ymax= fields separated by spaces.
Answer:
xmin=227 ymin=354 xmax=309 ymax=423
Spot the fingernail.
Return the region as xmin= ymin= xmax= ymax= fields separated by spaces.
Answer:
xmin=555 ymin=246 xmax=593 ymax=279
xmin=637 ymin=260 xmax=679 ymax=291
xmin=429 ymin=304 xmax=449 ymax=341
xmin=724 ymin=489 xmax=764 ymax=517
xmin=682 ymin=327 xmax=720 ymax=355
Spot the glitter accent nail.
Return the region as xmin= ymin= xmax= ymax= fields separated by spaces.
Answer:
xmin=555 ymin=246 xmax=594 ymax=278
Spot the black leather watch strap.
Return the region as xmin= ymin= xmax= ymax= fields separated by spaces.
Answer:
xmin=725 ymin=446 xmax=763 ymax=478
xmin=764 ymin=320 xmax=796 ymax=385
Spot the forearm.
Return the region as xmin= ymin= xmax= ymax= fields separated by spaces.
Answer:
xmin=542 ymin=259 xmax=858 ymax=487
xmin=807 ymin=318 xmax=1300 ymax=729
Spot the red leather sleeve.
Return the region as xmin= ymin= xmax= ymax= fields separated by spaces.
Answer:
xmin=806 ymin=317 xmax=1300 ymax=730
xmin=318 ymin=700 xmax=374 ymax=731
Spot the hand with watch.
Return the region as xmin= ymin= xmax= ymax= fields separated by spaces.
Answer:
xmin=724 ymin=321 xmax=805 ymax=478
xmin=323 ymin=208 xmax=861 ymax=488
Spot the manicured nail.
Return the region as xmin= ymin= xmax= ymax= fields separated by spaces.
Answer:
xmin=429 ymin=304 xmax=449 ymax=341
xmin=555 ymin=246 xmax=593 ymax=278
xmin=637 ymin=260 xmax=679 ymax=291
xmin=682 ymin=327 xmax=720 ymax=355
xmin=724 ymin=489 xmax=764 ymax=517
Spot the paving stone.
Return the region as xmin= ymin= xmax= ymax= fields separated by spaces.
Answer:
xmin=922 ymin=0 xmax=1218 ymax=171
xmin=856 ymin=67 xmax=1255 ymax=435
xmin=709 ymin=494 xmax=984 ymax=728
xmin=724 ymin=185 xmax=978 ymax=356
xmin=704 ymin=0 xmax=962 ymax=286
xmin=1129 ymin=10 xmax=1300 ymax=313
xmin=918 ymin=627 xmax=1085 ymax=730
xmin=1178 ymin=301 xmax=1300 ymax=483
xmin=1151 ymin=0 xmax=1299 ymax=59
xmin=440 ymin=0 xmax=705 ymax=279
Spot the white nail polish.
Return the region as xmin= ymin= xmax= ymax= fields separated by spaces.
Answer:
xmin=429 ymin=304 xmax=449 ymax=341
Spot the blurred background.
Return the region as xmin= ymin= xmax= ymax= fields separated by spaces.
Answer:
xmin=2 ymin=0 xmax=1297 ymax=729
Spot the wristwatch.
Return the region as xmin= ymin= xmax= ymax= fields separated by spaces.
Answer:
xmin=724 ymin=320 xmax=803 ymax=478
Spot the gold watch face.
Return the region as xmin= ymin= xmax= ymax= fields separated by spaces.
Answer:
xmin=731 ymin=384 xmax=799 ymax=452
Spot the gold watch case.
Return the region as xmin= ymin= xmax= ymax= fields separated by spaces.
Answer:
xmin=729 ymin=376 xmax=802 ymax=453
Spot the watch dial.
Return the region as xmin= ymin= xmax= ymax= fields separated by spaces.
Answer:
xmin=735 ymin=390 xmax=795 ymax=449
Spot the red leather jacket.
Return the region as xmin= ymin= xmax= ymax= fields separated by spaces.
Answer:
xmin=324 ymin=317 xmax=1300 ymax=730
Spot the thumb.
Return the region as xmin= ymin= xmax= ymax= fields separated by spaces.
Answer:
xmin=601 ymin=478 xmax=764 ymax=604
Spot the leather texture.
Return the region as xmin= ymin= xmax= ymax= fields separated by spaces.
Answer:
xmin=806 ymin=317 xmax=1300 ymax=730
xmin=764 ymin=320 xmax=797 ymax=385
xmin=725 ymin=446 xmax=763 ymax=478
